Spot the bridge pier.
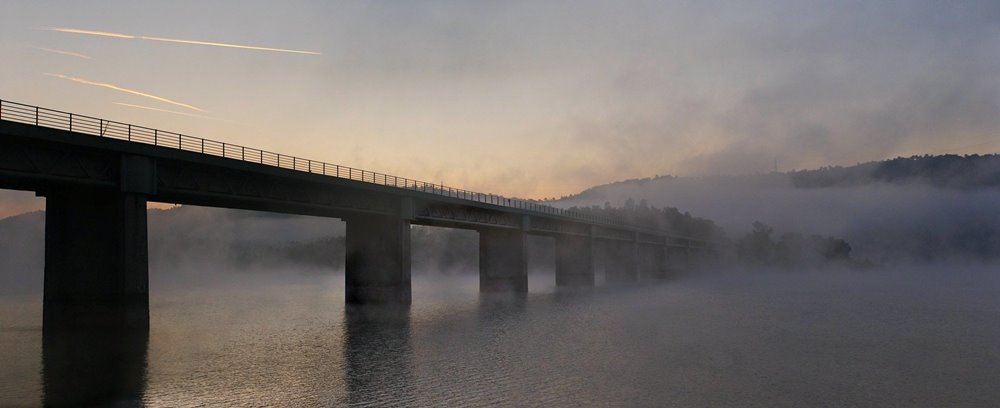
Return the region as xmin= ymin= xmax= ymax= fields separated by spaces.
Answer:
xmin=665 ymin=247 xmax=688 ymax=279
xmin=43 ymin=186 xmax=150 ymax=332
xmin=555 ymin=234 xmax=595 ymax=288
xmin=479 ymin=228 xmax=527 ymax=293
xmin=605 ymin=240 xmax=639 ymax=284
xmin=345 ymin=214 xmax=412 ymax=304
xmin=638 ymin=245 xmax=668 ymax=281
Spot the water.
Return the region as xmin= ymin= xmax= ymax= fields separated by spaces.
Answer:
xmin=2 ymin=269 xmax=1000 ymax=406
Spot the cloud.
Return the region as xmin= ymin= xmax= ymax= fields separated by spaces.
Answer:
xmin=460 ymin=0 xmax=1000 ymax=179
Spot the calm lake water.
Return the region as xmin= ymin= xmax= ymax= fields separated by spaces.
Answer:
xmin=2 ymin=268 xmax=1000 ymax=406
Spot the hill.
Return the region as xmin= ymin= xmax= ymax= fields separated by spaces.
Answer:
xmin=564 ymin=154 xmax=1000 ymax=203
xmin=789 ymin=154 xmax=1000 ymax=189
xmin=555 ymin=155 xmax=1000 ymax=262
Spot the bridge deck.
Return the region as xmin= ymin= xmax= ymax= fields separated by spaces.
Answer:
xmin=0 ymin=98 xmax=711 ymax=248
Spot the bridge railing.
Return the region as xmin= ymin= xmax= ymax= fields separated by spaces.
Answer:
xmin=0 ymin=99 xmax=711 ymax=242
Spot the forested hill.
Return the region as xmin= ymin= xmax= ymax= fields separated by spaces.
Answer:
xmin=562 ymin=154 xmax=1000 ymax=201
xmin=789 ymin=154 xmax=1000 ymax=189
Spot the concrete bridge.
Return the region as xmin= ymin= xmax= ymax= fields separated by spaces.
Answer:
xmin=0 ymin=99 xmax=713 ymax=332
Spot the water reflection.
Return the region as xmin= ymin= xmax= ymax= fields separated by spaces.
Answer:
xmin=42 ymin=329 xmax=148 ymax=406
xmin=477 ymin=292 xmax=527 ymax=324
xmin=342 ymin=305 xmax=414 ymax=406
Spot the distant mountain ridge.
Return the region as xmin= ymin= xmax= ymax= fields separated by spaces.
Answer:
xmin=789 ymin=154 xmax=1000 ymax=189
xmin=552 ymin=154 xmax=1000 ymax=262
xmin=562 ymin=154 xmax=1000 ymax=202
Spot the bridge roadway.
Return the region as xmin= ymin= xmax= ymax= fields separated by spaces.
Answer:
xmin=0 ymin=99 xmax=713 ymax=332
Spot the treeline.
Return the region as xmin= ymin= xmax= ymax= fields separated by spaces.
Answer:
xmin=735 ymin=221 xmax=873 ymax=269
xmin=568 ymin=201 xmax=868 ymax=269
xmin=790 ymin=154 xmax=1000 ymax=189
xmin=569 ymin=198 xmax=726 ymax=241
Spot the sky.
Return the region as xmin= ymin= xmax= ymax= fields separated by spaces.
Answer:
xmin=1 ymin=0 xmax=999 ymax=203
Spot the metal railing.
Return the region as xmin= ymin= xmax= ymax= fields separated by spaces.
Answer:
xmin=0 ymin=99 xmax=634 ymax=227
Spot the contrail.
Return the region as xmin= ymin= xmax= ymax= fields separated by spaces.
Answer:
xmin=46 ymin=27 xmax=320 ymax=55
xmin=45 ymin=73 xmax=206 ymax=112
xmin=113 ymin=102 xmax=238 ymax=124
xmin=34 ymin=47 xmax=92 ymax=59
xmin=45 ymin=27 xmax=134 ymax=39
xmin=137 ymin=36 xmax=320 ymax=54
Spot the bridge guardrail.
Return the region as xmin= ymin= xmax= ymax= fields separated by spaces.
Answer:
xmin=0 ymin=99 xmax=712 ymax=244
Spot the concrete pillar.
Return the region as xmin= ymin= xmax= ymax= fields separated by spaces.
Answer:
xmin=683 ymin=246 xmax=693 ymax=274
xmin=556 ymin=234 xmax=595 ymax=288
xmin=42 ymin=330 xmax=148 ymax=406
xmin=479 ymin=228 xmax=527 ymax=293
xmin=605 ymin=240 xmax=638 ymax=284
xmin=43 ymin=187 xmax=149 ymax=332
xmin=638 ymin=245 xmax=667 ymax=281
xmin=345 ymin=214 xmax=412 ymax=304
xmin=665 ymin=246 xmax=691 ymax=278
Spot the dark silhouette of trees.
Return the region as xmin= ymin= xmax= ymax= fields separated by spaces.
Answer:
xmin=790 ymin=154 xmax=1000 ymax=189
xmin=737 ymin=221 xmax=774 ymax=265
xmin=568 ymin=199 xmax=726 ymax=241
xmin=736 ymin=221 xmax=862 ymax=269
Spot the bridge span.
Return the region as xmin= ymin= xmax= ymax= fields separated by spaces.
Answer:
xmin=0 ymin=99 xmax=713 ymax=332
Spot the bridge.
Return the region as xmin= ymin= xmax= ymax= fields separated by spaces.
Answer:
xmin=0 ymin=99 xmax=713 ymax=333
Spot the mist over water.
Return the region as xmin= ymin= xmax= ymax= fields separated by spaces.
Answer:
xmin=3 ymin=265 xmax=1000 ymax=406
xmin=1 ymin=184 xmax=999 ymax=405
xmin=558 ymin=176 xmax=1000 ymax=262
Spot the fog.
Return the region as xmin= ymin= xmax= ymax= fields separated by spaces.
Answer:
xmin=0 ymin=200 xmax=567 ymax=295
xmin=3 ymin=175 xmax=999 ymax=295
xmin=557 ymin=175 xmax=1000 ymax=263
xmin=146 ymin=205 xmax=344 ymax=283
xmin=3 ymin=183 xmax=1000 ymax=405
xmin=0 ymin=203 xmax=347 ymax=295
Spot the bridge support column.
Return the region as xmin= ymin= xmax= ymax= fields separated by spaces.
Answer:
xmin=479 ymin=228 xmax=527 ymax=293
xmin=665 ymin=247 xmax=688 ymax=279
xmin=556 ymin=234 xmax=595 ymax=288
xmin=669 ymin=247 xmax=698 ymax=276
xmin=345 ymin=214 xmax=412 ymax=304
xmin=605 ymin=240 xmax=638 ymax=284
xmin=43 ymin=187 xmax=149 ymax=332
xmin=638 ymin=245 xmax=668 ymax=281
